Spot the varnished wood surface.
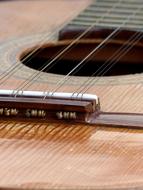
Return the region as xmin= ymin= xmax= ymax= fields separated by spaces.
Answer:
xmin=0 ymin=0 xmax=143 ymax=190
xmin=0 ymin=0 xmax=91 ymax=41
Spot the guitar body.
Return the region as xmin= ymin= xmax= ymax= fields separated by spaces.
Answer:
xmin=0 ymin=0 xmax=143 ymax=189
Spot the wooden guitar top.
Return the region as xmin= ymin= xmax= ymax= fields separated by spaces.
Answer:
xmin=0 ymin=1 xmax=143 ymax=190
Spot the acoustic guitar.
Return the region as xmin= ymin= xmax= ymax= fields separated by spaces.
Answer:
xmin=0 ymin=0 xmax=143 ymax=189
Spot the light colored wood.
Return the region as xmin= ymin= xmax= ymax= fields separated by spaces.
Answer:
xmin=0 ymin=1 xmax=143 ymax=190
xmin=0 ymin=0 xmax=91 ymax=41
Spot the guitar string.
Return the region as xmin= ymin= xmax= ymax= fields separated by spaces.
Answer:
xmin=64 ymin=32 xmax=142 ymax=113
xmin=1 ymin=0 xmax=141 ymax=159
xmin=14 ymin=26 xmax=122 ymax=94
xmin=5 ymin=37 xmax=143 ymax=184
xmin=79 ymin=33 xmax=143 ymax=111
xmin=0 ymin=1 xmax=142 ymax=187
xmin=59 ymin=24 xmax=143 ymax=187
xmin=0 ymin=0 xmax=126 ymax=183
xmin=81 ymin=33 xmax=143 ymax=112
xmin=10 ymin=0 xmax=142 ymax=114
xmin=1 ymin=0 xmax=137 ymax=86
xmin=73 ymin=31 xmax=143 ymax=95
xmin=0 ymin=0 xmax=116 ymax=85
xmin=2 ymin=0 xmax=141 ymax=98
xmin=18 ymin=49 xmax=143 ymax=189
xmin=43 ymin=30 xmax=143 ymax=113
xmin=0 ymin=1 xmax=142 ymax=183
xmin=47 ymin=5 xmax=143 ymax=116
xmin=0 ymin=8 xmax=81 ymax=84
xmin=6 ymin=3 xmax=143 ymax=188
xmin=40 ymin=90 xmax=143 ymax=190
xmin=46 ymin=5 xmax=142 ymax=96
xmin=0 ymin=46 xmax=142 ymax=189
xmin=3 ymin=0 xmax=123 ymax=93
xmin=66 ymin=30 xmax=142 ymax=92
xmin=12 ymin=3 xmax=140 ymax=95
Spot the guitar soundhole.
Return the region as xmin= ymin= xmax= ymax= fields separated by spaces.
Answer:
xmin=20 ymin=40 xmax=143 ymax=77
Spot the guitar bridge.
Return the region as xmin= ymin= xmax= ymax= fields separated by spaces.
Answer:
xmin=0 ymin=90 xmax=100 ymax=122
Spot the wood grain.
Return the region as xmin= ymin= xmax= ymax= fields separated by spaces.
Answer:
xmin=0 ymin=1 xmax=143 ymax=190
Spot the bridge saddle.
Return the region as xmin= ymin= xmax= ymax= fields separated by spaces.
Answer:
xmin=0 ymin=90 xmax=100 ymax=122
